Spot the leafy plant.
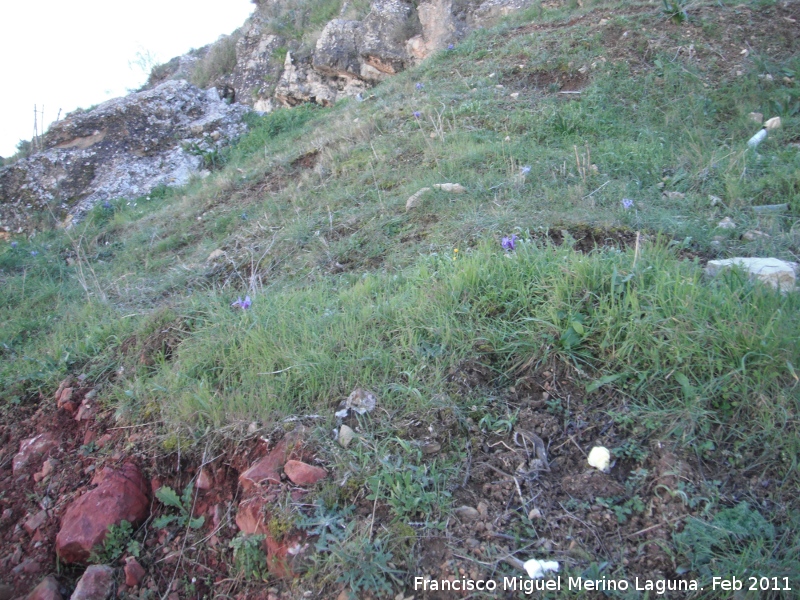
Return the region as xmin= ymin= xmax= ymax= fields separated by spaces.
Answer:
xmin=89 ymin=520 xmax=141 ymax=564
xmin=153 ymin=482 xmax=205 ymax=530
xmin=662 ymin=0 xmax=688 ymax=24
xmin=229 ymin=534 xmax=268 ymax=580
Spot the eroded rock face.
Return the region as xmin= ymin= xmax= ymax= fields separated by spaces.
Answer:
xmin=12 ymin=433 xmax=59 ymax=475
xmin=231 ymin=12 xmax=287 ymax=108
xmin=55 ymin=463 xmax=150 ymax=564
xmin=0 ymin=80 xmax=247 ymax=233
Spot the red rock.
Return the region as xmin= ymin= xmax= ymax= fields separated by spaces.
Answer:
xmin=55 ymin=462 xmax=149 ymax=564
xmin=25 ymin=575 xmax=62 ymax=600
xmin=265 ymin=531 xmax=307 ymax=579
xmin=74 ymin=399 xmax=96 ymax=422
xmin=124 ymin=557 xmax=145 ymax=587
xmin=196 ymin=468 xmax=213 ymax=490
xmin=283 ymin=460 xmax=327 ymax=486
xmin=71 ymin=565 xmax=115 ymax=600
xmin=56 ymin=387 xmax=73 ymax=409
xmin=83 ymin=430 xmax=96 ymax=446
xmin=61 ymin=401 xmax=77 ymax=414
xmin=23 ymin=509 xmax=49 ymax=535
xmin=41 ymin=459 xmax=56 ymax=478
xmin=95 ymin=434 xmax=113 ymax=449
xmin=235 ymin=497 xmax=271 ymax=535
xmin=239 ymin=440 xmax=287 ymax=491
xmin=12 ymin=433 xmax=59 ymax=474
xmin=54 ymin=377 xmax=73 ymax=402
xmin=150 ymin=478 xmax=162 ymax=495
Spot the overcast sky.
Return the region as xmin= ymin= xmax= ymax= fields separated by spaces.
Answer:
xmin=0 ymin=1 xmax=254 ymax=158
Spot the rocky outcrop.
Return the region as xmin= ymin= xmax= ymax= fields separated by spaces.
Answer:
xmin=0 ymin=80 xmax=247 ymax=233
xmin=12 ymin=433 xmax=59 ymax=475
xmin=705 ymin=257 xmax=798 ymax=292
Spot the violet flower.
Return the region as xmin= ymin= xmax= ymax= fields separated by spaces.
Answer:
xmin=448 ymin=44 xmax=455 ymax=50
xmin=621 ymin=198 xmax=634 ymax=210
xmin=10 ymin=241 xmax=17 ymax=249
xmin=416 ymin=82 xmax=424 ymax=90
xmin=520 ymin=165 xmax=531 ymax=176
xmin=30 ymin=250 xmax=38 ymax=256
xmin=413 ymin=111 xmax=422 ymax=119
xmin=231 ymin=295 xmax=252 ymax=310
xmin=501 ymin=234 xmax=518 ymax=252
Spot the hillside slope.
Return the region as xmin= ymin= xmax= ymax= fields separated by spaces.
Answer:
xmin=1 ymin=0 xmax=800 ymax=598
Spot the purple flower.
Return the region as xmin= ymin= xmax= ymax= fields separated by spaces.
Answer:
xmin=231 ymin=295 xmax=252 ymax=310
xmin=501 ymin=234 xmax=518 ymax=252
xmin=621 ymin=198 xmax=634 ymax=210
xmin=448 ymin=44 xmax=455 ymax=50
xmin=30 ymin=250 xmax=38 ymax=256
xmin=413 ymin=111 xmax=422 ymax=119
xmin=416 ymin=82 xmax=424 ymax=90
xmin=520 ymin=165 xmax=531 ymax=176
xmin=103 ymin=200 xmax=112 ymax=209
xmin=10 ymin=241 xmax=17 ymax=249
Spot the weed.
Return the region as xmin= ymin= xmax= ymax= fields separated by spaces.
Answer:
xmin=229 ymin=534 xmax=268 ymax=581
xmin=662 ymin=0 xmax=688 ymax=24
xmin=152 ymin=482 xmax=205 ymax=530
xmin=89 ymin=520 xmax=141 ymax=564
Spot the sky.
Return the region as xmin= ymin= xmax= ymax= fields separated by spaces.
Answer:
xmin=0 ymin=1 xmax=254 ymax=158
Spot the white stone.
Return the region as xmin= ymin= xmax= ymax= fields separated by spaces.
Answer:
xmin=523 ymin=559 xmax=559 ymax=579
xmin=705 ymin=257 xmax=798 ymax=292
xmin=406 ymin=187 xmax=431 ymax=210
xmin=587 ymin=446 xmax=611 ymax=472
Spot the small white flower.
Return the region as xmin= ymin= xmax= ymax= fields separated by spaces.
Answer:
xmin=588 ymin=446 xmax=611 ymax=472
xmin=523 ymin=559 xmax=559 ymax=578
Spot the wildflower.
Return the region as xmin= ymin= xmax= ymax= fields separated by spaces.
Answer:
xmin=519 ymin=165 xmax=531 ymax=176
xmin=30 ymin=250 xmax=38 ymax=256
xmin=103 ymin=200 xmax=112 ymax=209
xmin=447 ymin=44 xmax=455 ymax=50
xmin=10 ymin=241 xmax=17 ymax=249
xmin=231 ymin=295 xmax=252 ymax=310
xmin=413 ymin=111 xmax=422 ymax=119
xmin=416 ymin=82 xmax=424 ymax=90
xmin=621 ymin=198 xmax=634 ymax=210
xmin=453 ymin=248 xmax=459 ymax=260
xmin=501 ymin=234 xmax=518 ymax=252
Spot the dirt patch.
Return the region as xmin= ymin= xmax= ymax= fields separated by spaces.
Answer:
xmin=290 ymin=149 xmax=320 ymax=170
xmin=501 ymin=67 xmax=589 ymax=93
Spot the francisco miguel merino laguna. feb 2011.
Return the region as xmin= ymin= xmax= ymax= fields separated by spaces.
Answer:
xmin=414 ymin=576 xmax=702 ymax=595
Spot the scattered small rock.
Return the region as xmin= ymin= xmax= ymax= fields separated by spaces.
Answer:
xmin=764 ymin=116 xmax=781 ymax=131
xmin=523 ymin=558 xmax=559 ymax=579
xmin=708 ymin=194 xmax=723 ymax=207
xmin=742 ymin=230 xmax=769 ymax=241
xmin=405 ymin=187 xmax=431 ymax=211
xmin=70 ymin=565 xmax=115 ymax=600
xmin=24 ymin=510 xmax=49 ymax=535
xmin=454 ymin=506 xmax=480 ymax=521
xmin=284 ymin=460 xmax=327 ymax=486
xmin=206 ymin=249 xmax=225 ymax=262
xmin=748 ymin=112 xmax=763 ymax=124
xmin=12 ymin=433 xmax=59 ymax=474
xmin=717 ymin=217 xmax=736 ymax=229
xmin=587 ymin=446 xmax=612 ymax=472
xmin=196 ymin=469 xmax=213 ymax=491
xmin=337 ymin=425 xmax=355 ymax=448
xmin=433 ymin=183 xmax=466 ymax=193
xmin=662 ymin=191 xmax=685 ymax=200
xmin=335 ymin=388 xmax=377 ymax=418
xmin=124 ymin=557 xmax=146 ymax=587
xmin=239 ymin=439 xmax=289 ymax=491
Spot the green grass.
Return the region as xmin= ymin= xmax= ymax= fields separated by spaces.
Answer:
xmin=2 ymin=0 xmax=800 ymax=594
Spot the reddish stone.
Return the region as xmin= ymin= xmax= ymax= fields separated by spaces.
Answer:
xmin=56 ymin=387 xmax=73 ymax=409
xmin=196 ymin=468 xmax=213 ymax=490
xmin=83 ymin=430 xmax=96 ymax=446
xmin=23 ymin=510 xmax=49 ymax=535
xmin=12 ymin=433 xmax=59 ymax=474
xmin=54 ymin=377 xmax=73 ymax=403
xmin=265 ymin=531 xmax=307 ymax=579
xmin=239 ymin=440 xmax=287 ymax=491
xmin=235 ymin=497 xmax=271 ymax=535
xmin=61 ymin=401 xmax=77 ymax=414
xmin=41 ymin=459 xmax=56 ymax=478
xmin=71 ymin=565 xmax=115 ymax=600
xmin=283 ymin=460 xmax=327 ymax=486
xmin=55 ymin=462 xmax=149 ymax=564
xmin=74 ymin=399 xmax=96 ymax=422
xmin=124 ymin=558 xmax=145 ymax=587
xmin=95 ymin=434 xmax=113 ymax=449
xmin=25 ymin=575 xmax=62 ymax=600
xmin=150 ymin=478 xmax=162 ymax=495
